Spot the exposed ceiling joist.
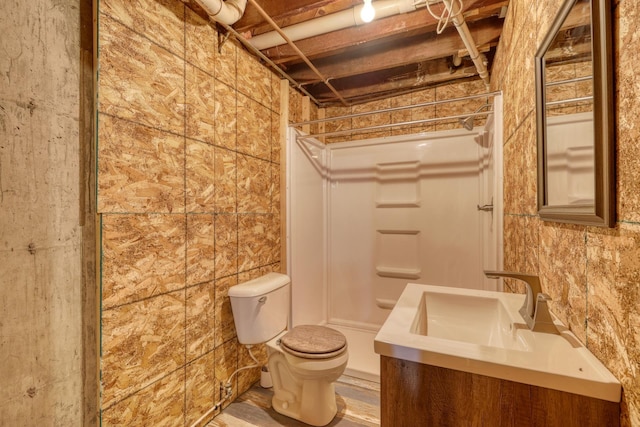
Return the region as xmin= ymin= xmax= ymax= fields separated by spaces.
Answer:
xmin=311 ymin=62 xmax=481 ymax=103
xmin=259 ymin=0 xmax=506 ymax=63
xmin=287 ymin=18 xmax=503 ymax=83
xmin=192 ymin=0 xmax=512 ymax=106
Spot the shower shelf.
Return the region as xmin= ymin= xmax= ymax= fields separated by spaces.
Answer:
xmin=375 ymin=201 xmax=421 ymax=208
xmin=376 ymin=267 xmax=421 ymax=280
xmin=376 ymin=299 xmax=397 ymax=309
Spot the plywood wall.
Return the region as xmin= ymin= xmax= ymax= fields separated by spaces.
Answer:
xmin=97 ymin=0 xmax=282 ymax=425
xmin=492 ymin=1 xmax=640 ymax=425
xmin=319 ymin=80 xmax=489 ymax=144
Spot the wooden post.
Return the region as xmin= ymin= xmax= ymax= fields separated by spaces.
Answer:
xmin=301 ymin=96 xmax=311 ymax=134
xmin=279 ymin=79 xmax=289 ymax=274
xmin=81 ymin=0 xmax=99 ymax=423
xmin=318 ymin=108 xmax=326 ymax=143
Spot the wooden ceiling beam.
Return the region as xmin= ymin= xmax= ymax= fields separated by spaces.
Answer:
xmin=312 ymin=63 xmax=481 ymax=103
xmin=261 ymin=9 xmax=441 ymax=62
xmin=287 ymin=18 xmax=503 ymax=83
xmin=235 ymin=0 xmax=359 ymax=34
xmin=222 ymin=0 xmax=511 ymax=106
xmin=257 ymin=0 xmax=506 ymax=62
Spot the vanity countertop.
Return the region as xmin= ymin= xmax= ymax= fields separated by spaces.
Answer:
xmin=374 ymin=283 xmax=621 ymax=402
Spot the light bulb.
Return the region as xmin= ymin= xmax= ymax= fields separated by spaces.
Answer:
xmin=360 ymin=0 xmax=375 ymax=23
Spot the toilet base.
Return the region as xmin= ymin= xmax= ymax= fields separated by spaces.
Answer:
xmin=271 ymin=381 xmax=337 ymax=427
xmin=266 ymin=338 xmax=348 ymax=426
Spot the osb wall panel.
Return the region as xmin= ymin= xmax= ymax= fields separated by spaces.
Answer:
xmin=493 ymin=1 xmax=639 ymax=424
xmin=615 ymin=0 xmax=640 ymax=224
xmin=319 ymin=79 xmax=489 ymax=144
xmin=97 ymin=0 xmax=282 ymax=425
xmin=101 ymin=214 xmax=186 ymax=309
xmin=98 ymin=115 xmax=185 ymax=213
xmin=99 ymin=14 xmax=185 ymax=135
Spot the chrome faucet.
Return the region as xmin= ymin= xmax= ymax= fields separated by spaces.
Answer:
xmin=484 ymin=271 xmax=561 ymax=335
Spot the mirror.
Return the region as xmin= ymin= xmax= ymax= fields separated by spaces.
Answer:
xmin=535 ymin=0 xmax=615 ymax=227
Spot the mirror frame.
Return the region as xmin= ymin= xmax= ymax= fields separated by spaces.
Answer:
xmin=535 ymin=0 xmax=615 ymax=227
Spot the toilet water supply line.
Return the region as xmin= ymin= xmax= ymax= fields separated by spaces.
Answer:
xmin=188 ymin=345 xmax=261 ymax=427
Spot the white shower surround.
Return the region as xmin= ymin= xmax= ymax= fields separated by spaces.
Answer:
xmin=287 ymin=97 xmax=503 ymax=382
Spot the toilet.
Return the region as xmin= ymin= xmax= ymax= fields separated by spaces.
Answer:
xmin=228 ymin=272 xmax=348 ymax=426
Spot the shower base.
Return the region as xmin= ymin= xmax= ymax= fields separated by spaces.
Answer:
xmin=328 ymin=324 xmax=380 ymax=383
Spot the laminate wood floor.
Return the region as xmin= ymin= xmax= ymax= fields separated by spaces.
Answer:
xmin=207 ymin=376 xmax=381 ymax=426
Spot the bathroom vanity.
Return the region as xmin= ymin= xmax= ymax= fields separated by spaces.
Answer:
xmin=374 ymin=283 xmax=621 ymax=426
xmin=380 ymin=356 xmax=619 ymax=425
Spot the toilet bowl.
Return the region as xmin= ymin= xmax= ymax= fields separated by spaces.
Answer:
xmin=267 ymin=326 xmax=348 ymax=426
xmin=228 ymin=273 xmax=349 ymax=426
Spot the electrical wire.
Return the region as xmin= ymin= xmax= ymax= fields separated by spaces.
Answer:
xmin=424 ymin=0 xmax=464 ymax=34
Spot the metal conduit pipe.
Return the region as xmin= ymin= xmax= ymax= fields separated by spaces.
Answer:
xmin=214 ymin=20 xmax=324 ymax=105
xmin=247 ymin=0 xmax=350 ymax=106
xmin=195 ymin=0 xmax=248 ymax=25
xmin=442 ymin=0 xmax=491 ymax=89
xmin=248 ymin=0 xmax=418 ymax=50
xmin=290 ymin=91 xmax=500 ymax=126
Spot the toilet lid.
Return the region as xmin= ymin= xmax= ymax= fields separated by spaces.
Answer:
xmin=280 ymin=325 xmax=347 ymax=359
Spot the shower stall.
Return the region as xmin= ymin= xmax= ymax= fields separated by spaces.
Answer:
xmin=287 ymin=94 xmax=503 ymax=381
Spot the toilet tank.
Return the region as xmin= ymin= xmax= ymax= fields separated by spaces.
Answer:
xmin=228 ymin=272 xmax=290 ymax=345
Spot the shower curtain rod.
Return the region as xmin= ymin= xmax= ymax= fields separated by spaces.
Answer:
xmin=546 ymin=95 xmax=593 ymax=107
xmin=296 ymin=109 xmax=494 ymax=140
xmin=546 ymin=75 xmax=592 ymax=87
xmin=290 ymin=91 xmax=500 ymax=127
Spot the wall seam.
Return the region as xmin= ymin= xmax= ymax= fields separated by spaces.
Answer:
xmin=618 ymin=219 xmax=640 ymax=226
xmin=182 ymin=3 xmax=188 ymax=424
xmin=99 ymin=364 xmax=187 ymax=413
xmin=584 ymin=229 xmax=590 ymax=348
xmin=233 ymin=33 xmax=241 ymax=402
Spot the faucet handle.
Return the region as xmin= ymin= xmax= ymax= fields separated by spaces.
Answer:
xmin=484 ymin=271 xmax=560 ymax=335
xmin=537 ymin=293 xmax=552 ymax=302
xmin=483 ymin=270 xmax=542 ymax=329
xmin=531 ymin=293 xmax=561 ymax=335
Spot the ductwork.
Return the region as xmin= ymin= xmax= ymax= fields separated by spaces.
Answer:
xmin=195 ymin=0 xmax=247 ymax=25
xmin=248 ymin=0 xmax=417 ymax=51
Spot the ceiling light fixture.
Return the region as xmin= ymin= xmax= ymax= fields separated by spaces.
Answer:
xmin=360 ymin=0 xmax=376 ymax=23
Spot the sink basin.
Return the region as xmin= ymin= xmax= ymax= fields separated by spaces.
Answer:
xmin=411 ymin=290 xmax=530 ymax=351
xmin=374 ymin=283 xmax=621 ymax=402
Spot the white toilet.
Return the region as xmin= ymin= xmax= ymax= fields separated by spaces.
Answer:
xmin=228 ymin=272 xmax=349 ymax=426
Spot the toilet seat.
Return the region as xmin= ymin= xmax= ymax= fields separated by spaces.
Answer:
xmin=280 ymin=325 xmax=347 ymax=359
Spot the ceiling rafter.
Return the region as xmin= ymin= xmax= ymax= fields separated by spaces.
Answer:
xmin=287 ymin=17 xmax=503 ymax=83
xmin=259 ymin=0 xmax=506 ymax=63
xmin=190 ymin=0 xmax=511 ymax=106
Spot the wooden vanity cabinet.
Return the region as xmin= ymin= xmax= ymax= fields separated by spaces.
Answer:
xmin=380 ymin=356 xmax=620 ymax=426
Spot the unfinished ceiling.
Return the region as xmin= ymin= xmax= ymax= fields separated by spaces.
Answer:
xmin=187 ymin=0 xmax=510 ymax=106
